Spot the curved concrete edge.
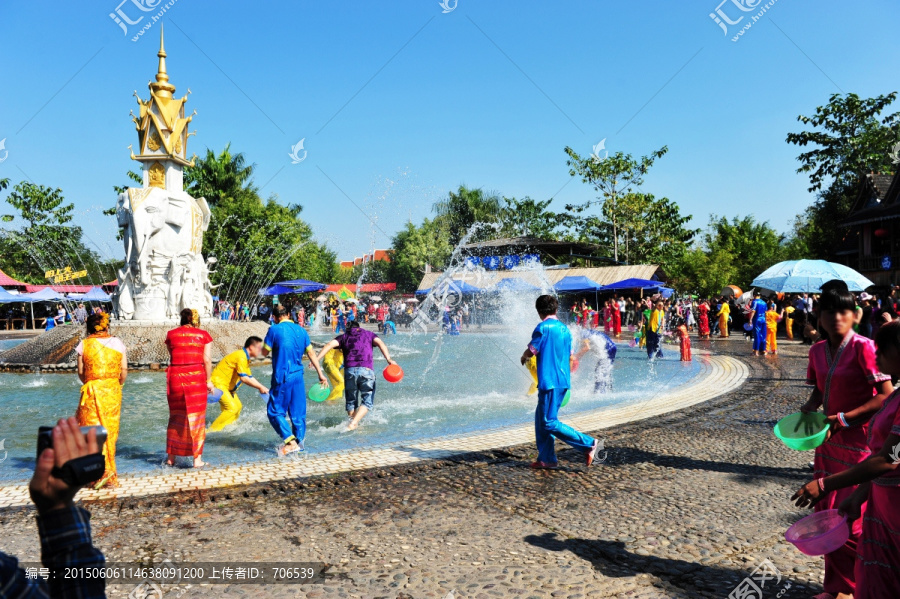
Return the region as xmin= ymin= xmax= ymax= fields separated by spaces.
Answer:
xmin=0 ymin=352 xmax=749 ymax=508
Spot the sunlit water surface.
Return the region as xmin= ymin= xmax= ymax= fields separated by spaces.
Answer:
xmin=0 ymin=332 xmax=701 ymax=481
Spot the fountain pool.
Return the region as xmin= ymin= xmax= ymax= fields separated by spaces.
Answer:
xmin=0 ymin=331 xmax=700 ymax=482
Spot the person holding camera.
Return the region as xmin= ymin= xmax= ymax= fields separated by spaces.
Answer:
xmin=0 ymin=417 xmax=106 ymax=597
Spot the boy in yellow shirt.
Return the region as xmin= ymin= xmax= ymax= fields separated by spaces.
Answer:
xmin=208 ymin=336 xmax=269 ymax=432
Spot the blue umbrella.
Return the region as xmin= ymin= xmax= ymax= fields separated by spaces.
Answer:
xmin=751 ymin=260 xmax=875 ymax=293
xmin=261 ymin=284 xmax=300 ymax=296
xmin=272 ymin=279 xmax=327 ymax=292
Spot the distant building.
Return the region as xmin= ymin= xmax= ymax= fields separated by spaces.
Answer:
xmin=837 ymin=172 xmax=898 ymax=286
xmin=340 ymin=250 xmax=392 ymax=270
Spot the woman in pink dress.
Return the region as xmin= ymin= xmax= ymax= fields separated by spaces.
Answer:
xmin=799 ymin=282 xmax=893 ymax=599
xmin=793 ymin=319 xmax=900 ymax=599
xmin=612 ymin=300 xmax=622 ymax=338
xmin=603 ymin=300 xmax=613 ymax=334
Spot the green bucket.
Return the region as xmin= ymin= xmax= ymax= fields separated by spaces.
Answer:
xmin=308 ymin=383 xmax=330 ymax=403
xmin=774 ymin=412 xmax=829 ymax=451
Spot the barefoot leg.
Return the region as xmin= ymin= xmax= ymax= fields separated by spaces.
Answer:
xmin=348 ymin=406 xmax=369 ymax=430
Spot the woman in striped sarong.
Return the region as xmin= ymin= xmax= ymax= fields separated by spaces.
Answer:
xmin=165 ymin=309 xmax=213 ymax=468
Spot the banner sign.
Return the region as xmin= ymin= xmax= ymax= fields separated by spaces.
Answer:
xmin=45 ymin=267 xmax=88 ymax=284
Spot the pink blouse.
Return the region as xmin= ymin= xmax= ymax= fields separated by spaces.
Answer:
xmin=867 ymin=389 xmax=900 ymax=486
xmin=807 ymin=332 xmax=889 ymax=415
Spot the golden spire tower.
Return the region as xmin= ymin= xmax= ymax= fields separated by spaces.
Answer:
xmin=129 ymin=24 xmax=196 ymax=191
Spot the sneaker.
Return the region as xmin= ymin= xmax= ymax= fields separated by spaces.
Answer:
xmin=530 ymin=461 xmax=559 ymax=470
xmin=586 ymin=439 xmax=602 ymax=467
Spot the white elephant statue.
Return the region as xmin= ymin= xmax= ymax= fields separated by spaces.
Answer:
xmin=115 ymin=187 xmax=213 ymax=321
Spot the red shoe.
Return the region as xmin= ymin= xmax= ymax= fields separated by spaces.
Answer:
xmin=530 ymin=461 xmax=559 ymax=470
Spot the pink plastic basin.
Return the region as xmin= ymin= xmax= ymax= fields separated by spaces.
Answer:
xmin=785 ymin=509 xmax=849 ymax=556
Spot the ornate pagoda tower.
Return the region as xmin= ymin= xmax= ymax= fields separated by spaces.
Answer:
xmin=129 ymin=24 xmax=196 ymax=191
xmin=115 ymin=26 xmax=214 ymax=321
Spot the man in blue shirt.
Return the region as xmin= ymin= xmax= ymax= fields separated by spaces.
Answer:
xmin=520 ymin=295 xmax=603 ymax=469
xmin=263 ymin=305 xmax=327 ymax=455
xmin=749 ymin=290 xmax=769 ymax=356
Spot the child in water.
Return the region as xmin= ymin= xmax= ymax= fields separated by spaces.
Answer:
xmin=520 ymin=295 xmax=603 ymax=469
xmin=675 ymin=324 xmax=691 ymax=362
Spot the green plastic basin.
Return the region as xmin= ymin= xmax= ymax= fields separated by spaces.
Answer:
xmin=774 ymin=412 xmax=829 ymax=451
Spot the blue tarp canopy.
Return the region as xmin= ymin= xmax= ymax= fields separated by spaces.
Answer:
xmin=261 ymin=284 xmax=300 ymax=296
xmin=273 ymin=279 xmax=327 ymax=292
xmin=492 ymin=278 xmax=540 ymax=292
xmin=598 ymin=278 xmax=662 ymax=291
xmin=0 ymin=288 xmax=25 ymax=303
xmin=20 ymin=288 xmax=64 ymax=302
xmin=68 ymin=287 xmax=112 ymax=302
xmin=553 ymin=276 xmax=602 ymax=293
xmin=415 ymin=280 xmax=484 ymax=296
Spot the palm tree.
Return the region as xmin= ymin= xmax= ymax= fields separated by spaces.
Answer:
xmin=432 ymin=185 xmax=503 ymax=246
xmin=184 ymin=143 xmax=256 ymax=207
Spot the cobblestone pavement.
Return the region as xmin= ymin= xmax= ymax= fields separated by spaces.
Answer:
xmin=0 ymin=338 xmax=826 ymax=598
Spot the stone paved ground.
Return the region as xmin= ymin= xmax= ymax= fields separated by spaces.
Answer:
xmin=0 ymin=337 xmax=826 ymax=598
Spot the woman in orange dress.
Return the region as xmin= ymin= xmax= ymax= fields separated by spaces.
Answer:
xmin=165 ymin=308 xmax=213 ymax=468
xmin=75 ymin=312 xmax=128 ymax=489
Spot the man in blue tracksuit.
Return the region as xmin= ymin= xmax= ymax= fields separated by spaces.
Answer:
xmin=262 ymin=305 xmax=327 ymax=455
xmin=748 ymin=290 xmax=768 ymax=357
xmin=520 ymin=295 xmax=603 ymax=470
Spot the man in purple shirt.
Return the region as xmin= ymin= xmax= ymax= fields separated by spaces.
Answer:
xmin=316 ymin=321 xmax=397 ymax=430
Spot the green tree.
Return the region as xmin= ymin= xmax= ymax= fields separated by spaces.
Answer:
xmin=621 ymin=193 xmax=698 ymax=267
xmin=432 ymin=185 xmax=503 ymax=247
xmin=787 ymin=92 xmax=900 ymax=258
xmin=0 ymin=181 xmax=106 ymax=283
xmin=498 ymin=196 xmax=563 ymax=239
xmin=389 ymin=219 xmax=453 ymax=292
xmin=564 ymin=145 xmax=668 ymax=262
xmin=185 ymin=143 xmax=256 ymax=208
xmin=183 ymin=145 xmax=340 ymax=300
xmin=703 ymin=215 xmax=786 ymax=291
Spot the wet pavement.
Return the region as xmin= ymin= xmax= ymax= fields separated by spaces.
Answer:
xmin=0 ymin=337 xmax=826 ymax=598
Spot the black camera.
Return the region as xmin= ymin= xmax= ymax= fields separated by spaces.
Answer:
xmin=36 ymin=426 xmax=108 ymax=487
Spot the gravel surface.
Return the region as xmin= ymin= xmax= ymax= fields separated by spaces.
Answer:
xmin=0 ymin=337 xmax=826 ymax=598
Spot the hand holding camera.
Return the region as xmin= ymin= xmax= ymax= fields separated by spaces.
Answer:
xmin=29 ymin=418 xmax=103 ymax=514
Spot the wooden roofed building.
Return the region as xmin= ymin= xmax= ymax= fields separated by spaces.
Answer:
xmin=837 ymin=172 xmax=900 ymax=286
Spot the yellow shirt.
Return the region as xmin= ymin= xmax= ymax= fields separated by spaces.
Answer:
xmin=718 ymin=304 xmax=730 ymax=318
xmin=211 ymin=349 xmax=251 ymax=393
xmin=649 ymin=309 xmax=664 ymax=333
xmin=765 ymin=310 xmax=779 ymax=330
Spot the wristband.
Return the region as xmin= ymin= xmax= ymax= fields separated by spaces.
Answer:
xmin=817 ymin=477 xmax=826 ymax=493
xmin=837 ymin=412 xmax=849 ymax=428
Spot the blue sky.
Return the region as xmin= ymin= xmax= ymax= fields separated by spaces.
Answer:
xmin=1 ymin=0 xmax=898 ymax=263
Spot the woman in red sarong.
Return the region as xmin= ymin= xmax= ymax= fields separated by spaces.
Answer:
xmin=165 ymin=308 xmax=213 ymax=468
xmin=797 ymin=283 xmax=892 ymax=599
xmin=793 ymin=319 xmax=900 ymax=599
xmin=603 ymin=300 xmax=612 ymax=334
xmin=697 ymin=300 xmax=710 ymax=338
xmin=612 ymin=302 xmax=622 ymax=338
